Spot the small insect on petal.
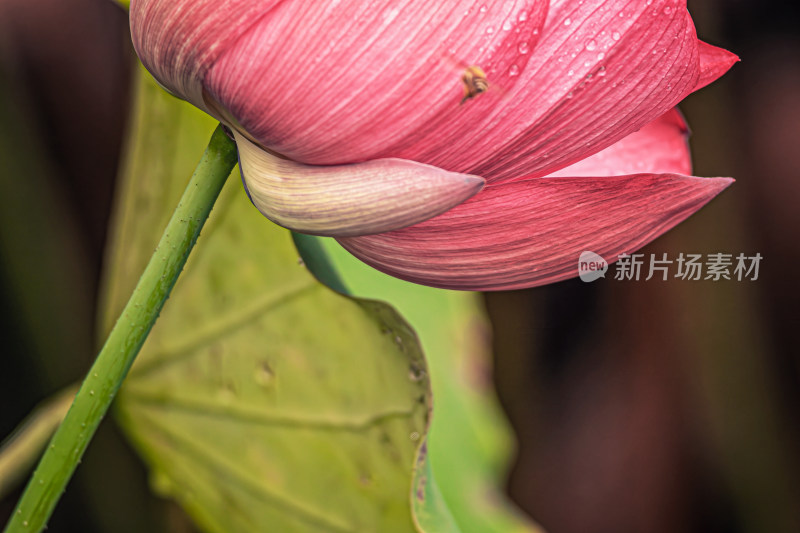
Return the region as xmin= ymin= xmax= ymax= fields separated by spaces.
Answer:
xmin=461 ymin=65 xmax=489 ymax=104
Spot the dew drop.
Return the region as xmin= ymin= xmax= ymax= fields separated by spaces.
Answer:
xmin=585 ymin=39 xmax=597 ymax=51
xmin=568 ymin=69 xmax=575 ymax=76
xmin=89 ymin=390 xmax=95 ymax=396
xmin=517 ymin=41 xmax=530 ymax=54
xmin=564 ymin=18 xmax=572 ymax=26
xmin=597 ymin=52 xmax=606 ymax=60
xmin=663 ymin=6 xmax=673 ymax=15
xmin=502 ymin=20 xmax=512 ymax=31
xmin=486 ymin=26 xmax=494 ymax=34
xmin=612 ymin=31 xmax=621 ymax=41
xmin=518 ymin=10 xmax=528 ymax=21
xmin=479 ymin=4 xmax=487 ymax=13
xmin=508 ymin=64 xmax=520 ymax=76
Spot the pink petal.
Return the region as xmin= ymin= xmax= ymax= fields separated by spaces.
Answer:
xmin=129 ymin=0 xmax=285 ymax=111
xmin=548 ymin=108 xmax=692 ymax=177
xmin=204 ymin=0 xmax=548 ymax=164
xmin=337 ymin=174 xmax=733 ymax=291
xmin=435 ymin=0 xmax=705 ymax=183
xmin=694 ymin=40 xmax=739 ymax=91
xmin=205 ymin=0 xmax=715 ymax=184
xmin=234 ymin=132 xmax=484 ymax=237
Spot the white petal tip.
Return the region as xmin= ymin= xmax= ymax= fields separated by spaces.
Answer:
xmin=235 ymin=132 xmax=485 ymax=237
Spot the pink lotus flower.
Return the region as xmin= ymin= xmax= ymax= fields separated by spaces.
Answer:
xmin=130 ymin=0 xmax=737 ymax=290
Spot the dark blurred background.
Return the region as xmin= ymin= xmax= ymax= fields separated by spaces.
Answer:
xmin=1 ymin=0 xmax=798 ymax=532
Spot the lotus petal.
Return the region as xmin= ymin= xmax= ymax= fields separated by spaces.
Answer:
xmin=338 ymin=110 xmax=729 ymax=290
xmin=235 ymin=132 xmax=484 ymax=237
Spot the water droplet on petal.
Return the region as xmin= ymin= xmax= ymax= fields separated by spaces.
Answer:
xmin=564 ymin=18 xmax=572 ymax=26
xmin=502 ymin=20 xmax=512 ymax=31
xmin=508 ymin=64 xmax=520 ymax=76
xmin=585 ymin=39 xmax=597 ymax=51
xmin=518 ymin=41 xmax=530 ymax=54
xmin=612 ymin=31 xmax=621 ymax=41
xmin=518 ymin=10 xmax=528 ymax=21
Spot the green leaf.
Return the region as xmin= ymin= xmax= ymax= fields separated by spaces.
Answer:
xmin=410 ymin=442 xmax=460 ymax=533
xmin=101 ymin=66 xmax=430 ymax=532
xmin=317 ymin=239 xmax=544 ymax=533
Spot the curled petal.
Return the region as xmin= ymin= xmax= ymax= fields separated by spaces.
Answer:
xmin=338 ymin=174 xmax=733 ymax=291
xmin=694 ymin=40 xmax=739 ymax=91
xmin=235 ymin=132 xmax=484 ymax=237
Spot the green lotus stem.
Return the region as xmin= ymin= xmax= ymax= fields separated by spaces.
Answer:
xmin=3 ymin=124 xmax=238 ymax=533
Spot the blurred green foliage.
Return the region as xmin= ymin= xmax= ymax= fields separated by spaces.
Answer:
xmin=103 ymin=67 xmax=434 ymax=532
